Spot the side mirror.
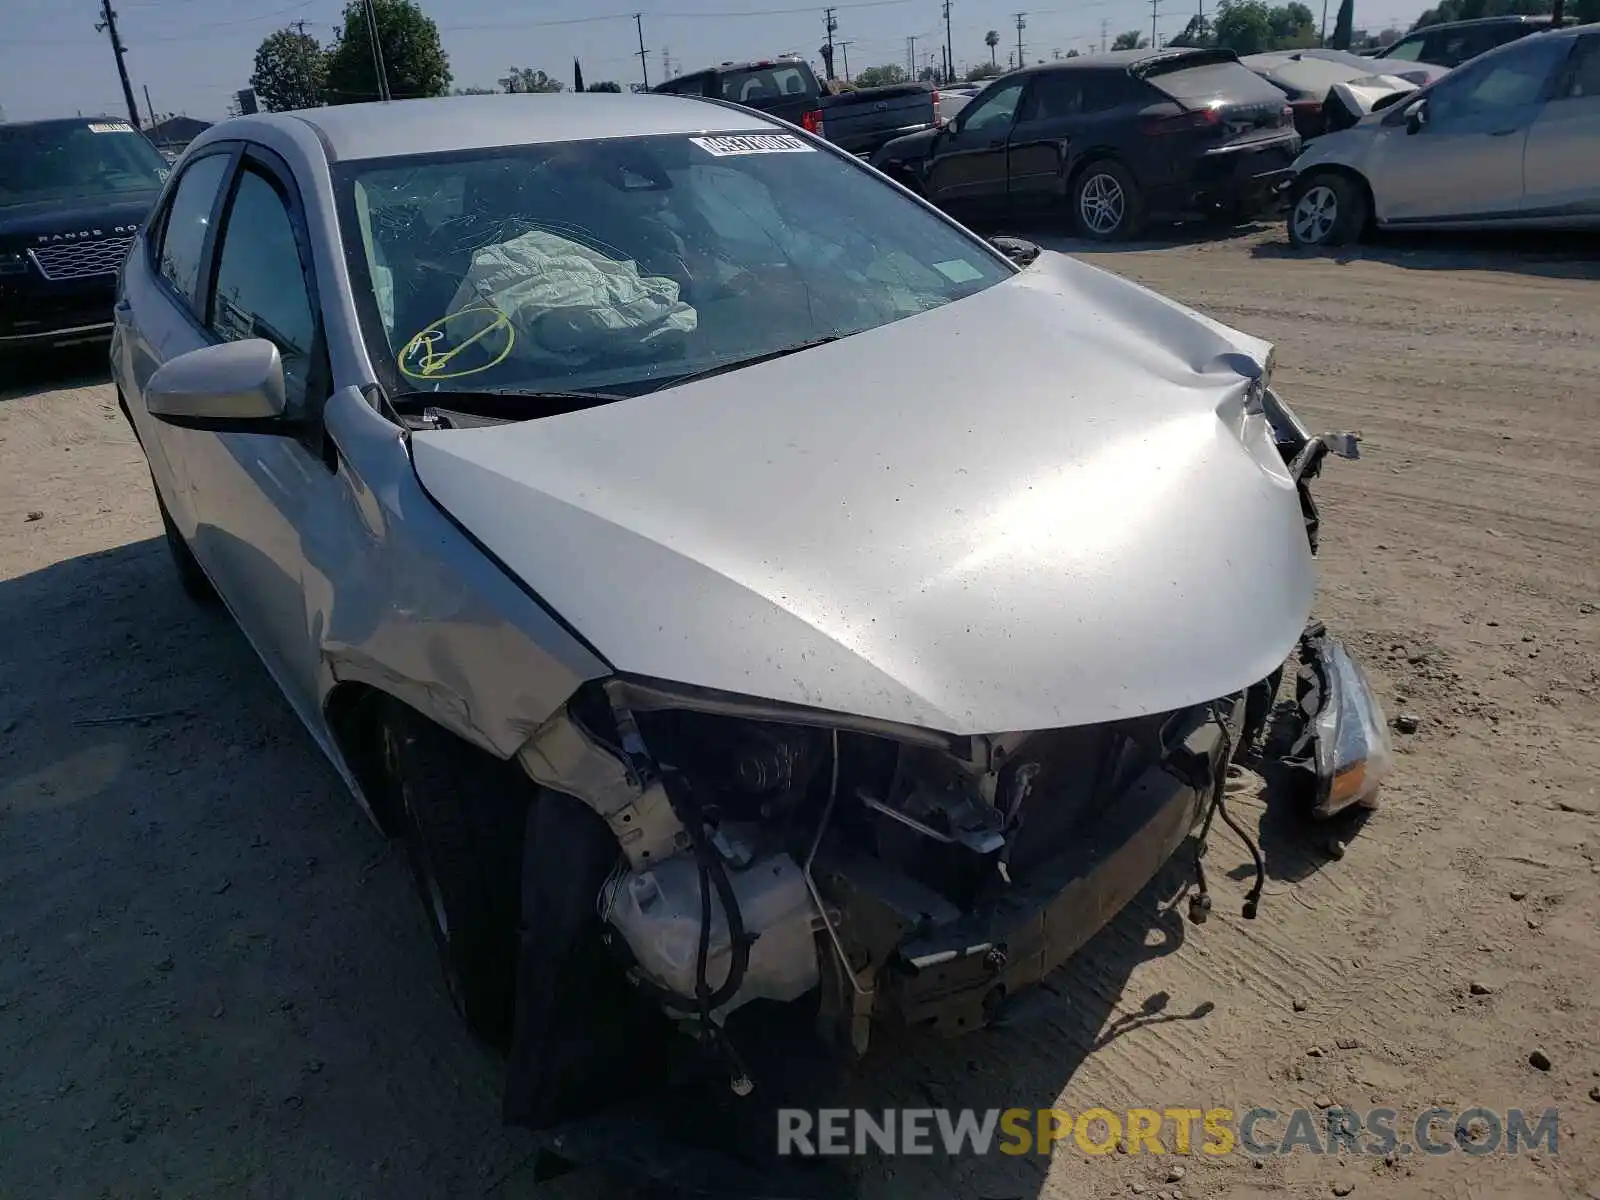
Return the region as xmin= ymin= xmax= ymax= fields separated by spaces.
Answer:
xmin=145 ymin=339 xmax=289 ymax=431
xmin=1405 ymin=98 xmax=1428 ymax=134
xmin=990 ymin=235 xmax=1041 ymax=267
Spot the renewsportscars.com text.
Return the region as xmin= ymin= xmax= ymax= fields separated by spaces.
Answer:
xmin=777 ymin=1106 xmax=1560 ymax=1158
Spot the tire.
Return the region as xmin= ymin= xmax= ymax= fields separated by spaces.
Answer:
xmin=378 ymin=700 xmax=534 ymax=1049
xmin=1288 ymin=171 xmax=1369 ymax=248
xmin=502 ymin=786 xmax=670 ymax=1129
xmin=1072 ymin=159 xmax=1143 ymax=241
xmin=154 ymin=483 xmax=218 ymax=606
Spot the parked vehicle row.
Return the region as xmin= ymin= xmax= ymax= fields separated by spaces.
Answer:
xmin=651 ymin=55 xmax=939 ymax=158
xmin=1288 ymin=23 xmax=1600 ymax=245
xmin=870 ymin=47 xmax=1302 ymax=240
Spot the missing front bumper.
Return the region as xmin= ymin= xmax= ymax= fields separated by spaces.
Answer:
xmin=869 ymin=711 xmax=1226 ymax=1035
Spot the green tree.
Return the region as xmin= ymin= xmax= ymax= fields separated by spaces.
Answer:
xmin=325 ymin=0 xmax=450 ymax=103
xmin=1213 ymin=0 xmax=1275 ymax=52
xmin=1169 ymin=12 xmax=1217 ymax=44
xmin=500 ymin=67 xmax=562 ymax=93
xmin=985 ymin=29 xmax=1000 ymax=64
xmin=965 ymin=62 xmax=1004 ymax=81
xmin=1111 ymin=29 xmax=1149 ymax=49
xmin=1269 ymin=1 xmax=1318 ymax=45
xmin=855 ymin=63 xmax=909 ymax=87
xmin=1412 ymin=0 xmax=1546 ymax=25
xmin=249 ymin=26 xmax=327 ymax=112
xmin=1064 ymin=47 xmax=1081 ymax=56
xmin=1329 ymin=0 xmax=1356 ymax=46
xmin=587 ymin=80 xmax=623 ymax=92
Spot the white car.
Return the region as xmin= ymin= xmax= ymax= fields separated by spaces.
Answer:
xmin=110 ymin=91 xmax=1391 ymax=1130
xmin=1288 ymin=24 xmax=1600 ymax=246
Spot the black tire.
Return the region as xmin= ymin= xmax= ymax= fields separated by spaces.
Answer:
xmin=153 ymin=483 xmax=219 ymax=606
xmin=1288 ymin=171 xmax=1369 ymax=248
xmin=378 ymin=700 xmax=534 ymax=1049
xmin=502 ymin=786 xmax=670 ymax=1129
xmin=1071 ymin=159 xmax=1143 ymax=241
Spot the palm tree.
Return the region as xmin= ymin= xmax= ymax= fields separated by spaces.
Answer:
xmin=985 ymin=29 xmax=1000 ymax=65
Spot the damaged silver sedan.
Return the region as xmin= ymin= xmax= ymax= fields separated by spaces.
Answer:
xmin=110 ymin=93 xmax=1391 ymax=1129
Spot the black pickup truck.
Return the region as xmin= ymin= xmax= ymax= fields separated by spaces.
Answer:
xmin=652 ymin=57 xmax=940 ymax=158
xmin=0 ymin=117 xmax=168 ymax=356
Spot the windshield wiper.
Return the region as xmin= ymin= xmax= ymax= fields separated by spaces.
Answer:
xmin=647 ymin=335 xmax=842 ymax=391
xmin=390 ymin=387 xmax=633 ymax=428
xmin=392 ymin=386 xmax=630 ymax=408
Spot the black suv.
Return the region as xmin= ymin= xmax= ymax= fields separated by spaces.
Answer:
xmin=0 ymin=117 xmax=168 ymax=355
xmin=1375 ymin=15 xmax=1572 ymax=69
xmin=871 ymin=48 xmax=1300 ymax=240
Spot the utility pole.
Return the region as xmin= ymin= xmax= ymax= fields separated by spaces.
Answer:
xmin=661 ymin=46 xmax=672 ymax=80
xmin=1014 ymin=12 xmax=1026 ymax=69
xmin=906 ymin=34 xmax=917 ymax=77
xmin=291 ymin=18 xmax=308 ymax=34
xmin=94 ymin=0 xmax=142 ymax=128
xmin=822 ymin=7 xmax=837 ymax=78
xmin=634 ymin=12 xmax=650 ymax=88
xmin=1150 ymin=0 xmax=1160 ymax=48
xmin=362 ymin=0 xmax=391 ymax=101
xmin=142 ymin=83 xmax=156 ymax=126
xmin=942 ymin=0 xmax=954 ymax=84
xmin=1101 ymin=18 xmax=1108 ymax=51
xmin=1319 ymin=0 xmax=1330 ymax=44
xmin=838 ymin=41 xmax=853 ymax=80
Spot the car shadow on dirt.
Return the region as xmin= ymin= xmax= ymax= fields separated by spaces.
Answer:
xmin=0 ymin=342 xmax=113 ymax=403
xmin=1251 ymin=228 xmax=1600 ymax=280
xmin=0 ymin=537 xmax=1246 ymax=1200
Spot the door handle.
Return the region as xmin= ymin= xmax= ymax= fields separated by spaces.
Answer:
xmin=987 ymin=138 xmax=1004 ymax=148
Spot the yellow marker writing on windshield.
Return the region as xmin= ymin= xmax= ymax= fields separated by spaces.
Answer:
xmin=399 ymin=305 xmax=515 ymax=381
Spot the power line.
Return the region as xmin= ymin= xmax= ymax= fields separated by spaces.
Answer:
xmin=634 ymin=12 xmax=651 ymax=88
xmin=94 ymin=0 xmax=142 ymax=128
xmin=942 ymin=0 xmax=954 ymax=85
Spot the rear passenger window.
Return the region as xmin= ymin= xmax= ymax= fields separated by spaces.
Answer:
xmin=1560 ymin=36 xmax=1600 ymax=97
xmin=156 ymin=152 xmax=229 ymax=309
xmin=1382 ymin=36 xmax=1426 ymax=62
xmin=1019 ymin=75 xmax=1084 ymax=120
xmin=209 ymin=167 xmax=317 ymax=412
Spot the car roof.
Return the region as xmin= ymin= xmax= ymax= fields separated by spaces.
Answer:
xmin=199 ymin=93 xmax=775 ymax=164
xmin=679 ymin=58 xmax=810 ymax=75
xmin=1404 ymin=13 xmax=1563 ymax=29
xmin=1011 ymin=46 xmax=1235 ymax=74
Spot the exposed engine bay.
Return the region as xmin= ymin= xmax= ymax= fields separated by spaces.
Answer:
xmin=507 ymin=387 xmax=1391 ymax=1098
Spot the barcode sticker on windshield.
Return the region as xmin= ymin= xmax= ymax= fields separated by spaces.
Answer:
xmin=88 ymin=122 xmax=134 ymax=133
xmin=689 ymin=134 xmax=814 ymax=157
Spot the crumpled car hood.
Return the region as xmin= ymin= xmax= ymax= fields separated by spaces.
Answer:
xmin=409 ymin=250 xmax=1316 ymax=735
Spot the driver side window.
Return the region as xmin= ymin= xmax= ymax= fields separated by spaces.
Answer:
xmin=1430 ymin=37 xmax=1570 ymax=122
xmin=961 ymin=80 xmax=1026 ymax=133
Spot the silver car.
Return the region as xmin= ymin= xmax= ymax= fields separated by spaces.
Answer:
xmin=112 ymin=93 xmax=1391 ymax=1129
xmin=1288 ymin=23 xmax=1600 ymax=246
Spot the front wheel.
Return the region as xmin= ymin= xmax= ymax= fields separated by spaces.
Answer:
xmin=1072 ymin=160 xmax=1143 ymax=241
xmin=1289 ymin=172 xmax=1369 ymax=248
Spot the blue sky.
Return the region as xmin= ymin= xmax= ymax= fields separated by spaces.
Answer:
xmin=3 ymin=0 xmax=1430 ymax=123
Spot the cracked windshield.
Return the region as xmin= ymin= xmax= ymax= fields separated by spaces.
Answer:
xmin=339 ymin=132 xmax=1010 ymax=400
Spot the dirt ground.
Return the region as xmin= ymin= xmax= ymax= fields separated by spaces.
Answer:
xmin=2 ymin=226 xmax=1597 ymax=1200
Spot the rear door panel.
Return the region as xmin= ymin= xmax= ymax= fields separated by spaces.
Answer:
xmin=1521 ymin=37 xmax=1600 ymax=218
